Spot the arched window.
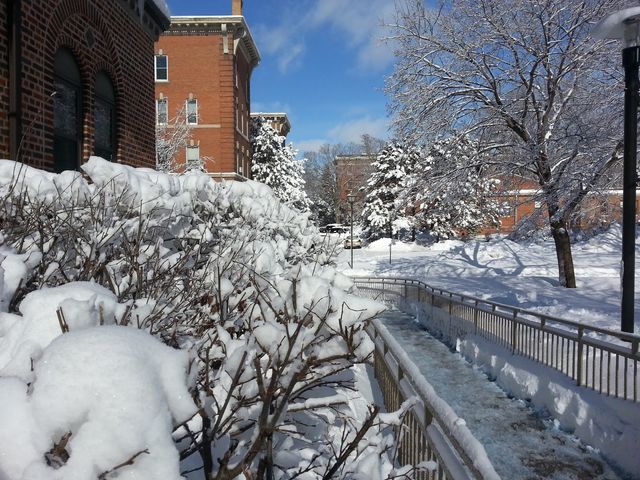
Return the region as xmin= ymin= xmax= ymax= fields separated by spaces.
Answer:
xmin=94 ymin=72 xmax=116 ymax=161
xmin=53 ymin=48 xmax=83 ymax=173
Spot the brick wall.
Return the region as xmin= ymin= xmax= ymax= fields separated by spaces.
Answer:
xmin=0 ymin=0 xmax=164 ymax=170
xmin=0 ymin=0 xmax=10 ymax=159
xmin=156 ymin=34 xmax=232 ymax=173
xmin=156 ymin=19 xmax=258 ymax=179
xmin=235 ymin=46 xmax=252 ymax=178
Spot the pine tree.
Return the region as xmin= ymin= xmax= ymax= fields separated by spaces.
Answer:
xmin=251 ymin=117 xmax=310 ymax=211
xmin=400 ymin=137 xmax=506 ymax=239
xmin=360 ymin=143 xmax=419 ymax=239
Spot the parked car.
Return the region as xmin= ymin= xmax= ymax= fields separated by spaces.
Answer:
xmin=322 ymin=224 xmax=349 ymax=234
xmin=344 ymin=237 xmax=362 ymax=249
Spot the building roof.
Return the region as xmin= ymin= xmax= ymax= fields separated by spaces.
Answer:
xmin=251 ymin=112 xmax=291 ymax=136
xmin=164 ymin=16 xmax=261 ymax=67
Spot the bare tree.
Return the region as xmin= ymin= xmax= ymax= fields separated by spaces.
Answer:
xmin=156 ymin=106 xmax=193 ymax=173
xmin=387 ymin=0 xmax=632 ymax=287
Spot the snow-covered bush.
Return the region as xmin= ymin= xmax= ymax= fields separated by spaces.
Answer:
xmin=0 ymin=158 xmax=418 ymax=479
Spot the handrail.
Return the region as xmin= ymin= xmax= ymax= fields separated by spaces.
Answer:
xmin=368 ymin=318 xmax=501 ymax=480
xmin=355 ymin=276 xmax=640 ymax=402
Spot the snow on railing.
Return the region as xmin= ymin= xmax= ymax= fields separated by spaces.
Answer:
xmin=355 ymin=276 xmax=640 ymax=403
xmin=368 ymin=318 xmax=501 ymax=480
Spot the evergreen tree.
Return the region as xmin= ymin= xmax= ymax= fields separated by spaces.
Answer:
xmin=251 ymin=117 xmax=310 ymax=211
xmin=400 ymin=137 xmax=506 ymax=239
xmin=361 ymin=143 xmax=419 ymax=239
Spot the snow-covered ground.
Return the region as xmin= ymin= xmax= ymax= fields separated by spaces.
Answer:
xmin=339 ymin=226 xmax=640 ymax=332
xmin=338 ymin=229 xmax=640 ymax=478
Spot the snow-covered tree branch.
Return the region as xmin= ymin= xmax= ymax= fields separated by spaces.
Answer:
xmin=387 ymin=0 xmax=631 ymax=286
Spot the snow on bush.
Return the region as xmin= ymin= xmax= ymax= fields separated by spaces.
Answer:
xmin=0 ymin=158 xmax=417 ymax=479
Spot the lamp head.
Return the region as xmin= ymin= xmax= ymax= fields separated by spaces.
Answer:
xmin=594 ymin=7 xmax=640 ymax=48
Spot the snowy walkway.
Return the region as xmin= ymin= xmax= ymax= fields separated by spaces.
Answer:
xmin=378 ymin=309 xmax=625 ymax=480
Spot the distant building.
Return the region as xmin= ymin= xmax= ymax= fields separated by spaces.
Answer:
xmin=480 ymin=176 xmax=640 ymax=235
xmin=251 ymin=113 xmax=291 ymax=137
xmin=154 ymin=0 xmax=260 ymax=180
xmin=0 ymin=0 xmax=170 ymax=171
xmin=335 ymin=154 xmax=376 ymax=222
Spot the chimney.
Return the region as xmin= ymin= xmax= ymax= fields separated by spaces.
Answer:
xmin=232 ymin=0 xmax=243 ymax=16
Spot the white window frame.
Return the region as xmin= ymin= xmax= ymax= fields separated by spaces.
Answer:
xmin=156 ymin=98 xmax=168 ymax=125
xmin=186 ymin=98 xmax=198 ymax=125
xmin=186 ymin=145 xmax=200 ymax=167
xmin=155 ymin=54 xmax=168 ymax=82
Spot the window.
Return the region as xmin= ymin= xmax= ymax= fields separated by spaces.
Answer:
xmin=186 ymin=144 xmax=200 ymax=168
xmin=156 ymin=98 xmax=168 ymax=124
xmin=155 ymin=54 xmax=168 ymax=81
xmin=53 ymin=48 xmax=83 ymax=173
xmin=94 ymin=71 xmax=116 ymax=161
xmin=186 ymin=98 xmax=198 ymax=125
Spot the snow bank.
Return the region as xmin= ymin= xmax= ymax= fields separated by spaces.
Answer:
xmin=459 ymin=335 xmax=640 ymax=475
xmin=365 ymin=238 xmax=428 ymax=252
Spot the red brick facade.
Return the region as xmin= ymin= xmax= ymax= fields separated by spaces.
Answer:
xmin=155 ymin=15 xmax=260 ymax=180
xmin=0 ymin=0 xmax=169 ymax=170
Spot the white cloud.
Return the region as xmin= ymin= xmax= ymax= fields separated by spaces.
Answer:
xmin=328 ymin=116 xmax=390 ymax=144
xmin=253 ymin=0 xmax=396 ymax=74
xmin=295 ymin=139 xmax=327 ymax=153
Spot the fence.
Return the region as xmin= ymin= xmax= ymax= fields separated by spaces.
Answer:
xmin=355 ymin=276 xmax=640 ymax=403
xmin=368 ymin=316 xmax=501 ymax=480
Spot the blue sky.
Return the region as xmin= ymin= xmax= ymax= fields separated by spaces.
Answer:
xmin=165 ymin=0 xmax=397 ymax=153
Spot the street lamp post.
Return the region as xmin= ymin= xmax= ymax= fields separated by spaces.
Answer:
xmin=595 ymin=8 xmax=640 ymax=333
xmin=347 ymin=193 xmax=356 ymax=268
xmin=388 ymin=214 xmax=393 ymax=265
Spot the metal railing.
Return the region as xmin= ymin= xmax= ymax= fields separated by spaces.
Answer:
xmin=368 ymin=317 xmax=500 ymax=480
xmin=356 ymin=276 xmax=640 ymax=403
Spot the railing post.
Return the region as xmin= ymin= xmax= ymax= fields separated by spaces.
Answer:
xmin=511 ymin=311 xmax=518 ymax=354
xmin=474 ymin=300 xmax=479 ymax=335
xmin=576 ymin=326 xmax=584 ymax=387
xmin=448 ymin=293 xmax=453 ymax=338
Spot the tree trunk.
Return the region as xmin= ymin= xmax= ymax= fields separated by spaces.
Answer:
xmin=548 ymin=208 xmax=576 ymax=288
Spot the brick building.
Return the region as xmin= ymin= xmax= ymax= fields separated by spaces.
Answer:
xmin=481 ymin=176 xmax=640 ymax=235
xmin=0 ymin=0 xmax=170 ymax=171
xmin=154 ymin=0 xmax=260 ymax=180
xmin=334 ymin=154 xmax=376 ymax=222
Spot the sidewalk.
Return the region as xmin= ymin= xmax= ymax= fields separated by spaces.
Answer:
xmin=379 ymin=309 xmax=625 ymax=480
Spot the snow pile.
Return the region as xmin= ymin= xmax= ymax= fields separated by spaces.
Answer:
xmin=0 ymin=282 xmax=122 ymax=382
xmin=0 ymin=158 xmax=408 ymax=479
xmin=0 ymin=327 xmax=195 ymax=480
